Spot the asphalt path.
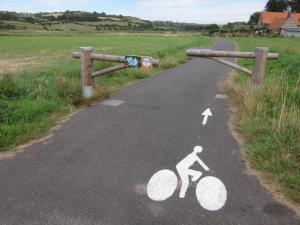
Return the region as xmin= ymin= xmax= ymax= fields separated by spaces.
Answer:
xmin=0 ymin=40 xmax=299 ymax=225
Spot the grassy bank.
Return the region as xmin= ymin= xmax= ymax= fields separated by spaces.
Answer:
xmin=225 ymin=37 xmax=300 ymax=204
xmin=0 ymin=34 xmax=213 ymax=151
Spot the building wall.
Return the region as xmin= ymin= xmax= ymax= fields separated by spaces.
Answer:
xmin=281 ymin=16 xmax=300 ymax=37
xmin=281 ymin=29 xmax=300 ymax=37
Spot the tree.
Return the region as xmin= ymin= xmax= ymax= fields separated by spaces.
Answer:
xmin=265 ymin=0 xmax=288 ymax=12
xmin=0 ymin=11 xmax=18 ymax=21
xmin=277 ymin=0 xmax=288 ymax=10
xmin=290 ymin=0 xmax=300 ymax=12
xmin=206 ymin=24 xmax=219 ymax=30
xmin=248 ymin=12 xmax=261 ymax=25
xmin=296 ymin=0 xmax=300 ymax=12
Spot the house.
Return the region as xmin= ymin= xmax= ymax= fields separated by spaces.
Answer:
xmin=258 ymin=11 xmax=300 ymax=37
xmin=281 ymin=13 xmax=300 ymax=37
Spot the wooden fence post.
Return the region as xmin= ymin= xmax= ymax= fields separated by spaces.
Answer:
xmin=80 ymin=47 xmax=94 ymax=98
xmin=252 ymin=47 xmax=269 ymax=88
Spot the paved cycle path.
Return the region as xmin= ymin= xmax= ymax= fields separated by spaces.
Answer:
xmin=0 ymin=40 xmax=299 ymax=225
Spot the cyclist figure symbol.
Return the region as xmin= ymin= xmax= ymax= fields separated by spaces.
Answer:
xmin=147 ymin=146 xmax=227 ymax=211
xmin=176 ymin=146 xmax=209 ymax=198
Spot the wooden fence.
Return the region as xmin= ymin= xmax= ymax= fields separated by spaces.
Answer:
xmin=72 ymin=46 xmax=278 ymax=98
xmin=186 ymin=47 xmax=279 ymax=88
xmin=73 ymin=47 xmax=159 ymax=98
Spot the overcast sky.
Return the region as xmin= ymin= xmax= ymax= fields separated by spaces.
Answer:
xmin=1 ymin=0 xmax=267 ymax=24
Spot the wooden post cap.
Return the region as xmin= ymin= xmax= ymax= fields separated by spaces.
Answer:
xmin=256 ymin=47 xmax=269 ymax=50
xmin=80 ymin=47 xmax=93 ymax=52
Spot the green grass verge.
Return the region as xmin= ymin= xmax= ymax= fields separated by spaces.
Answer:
xmin=224 ymin=37 xmax=300 ymax=204
xmin=0 ymin=34 xmax=213 ymax=151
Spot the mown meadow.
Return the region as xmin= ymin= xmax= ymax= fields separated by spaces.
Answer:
xmin=0 ymin=33 xmax=213 ymax=151
xmin=225 ymin=37 xmax=300 ymax=204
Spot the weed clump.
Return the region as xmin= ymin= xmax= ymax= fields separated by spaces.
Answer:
xmin=0 ymin=74 xmax=25 ymax=99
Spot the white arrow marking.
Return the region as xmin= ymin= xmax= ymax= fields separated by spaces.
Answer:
xmin=202 ymin=108 xmax=212 ymax=125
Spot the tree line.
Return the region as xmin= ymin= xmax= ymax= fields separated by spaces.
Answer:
xmin=0 ymin=10 xmax=223 ymax=32
xmin=265 ymin=0 xmax=300 ymax=12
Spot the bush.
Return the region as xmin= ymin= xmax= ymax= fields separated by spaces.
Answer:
xmin=0 ymin=75 xmax=25 ymax=99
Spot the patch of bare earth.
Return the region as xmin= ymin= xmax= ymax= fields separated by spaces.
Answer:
xmin=0 ymin=56 xmax=42 ymax=75
xmin=0 ymin=54 xmax=65 ymax=75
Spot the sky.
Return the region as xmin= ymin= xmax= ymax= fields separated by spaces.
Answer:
xmin=0 ymin=0 xmax=267 ymax=24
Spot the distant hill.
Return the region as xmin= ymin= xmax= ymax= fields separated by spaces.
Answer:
xmin=0 ymin=10 xmax=220 ymax=33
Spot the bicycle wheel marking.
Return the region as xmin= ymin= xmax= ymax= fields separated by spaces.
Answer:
xmin=196 ymin=176 xmax=227 ymax=211
xmin=147 ymin=170 xmax=178 ymax=201
xmin=146 ymin=147 xmax=228 ymax=211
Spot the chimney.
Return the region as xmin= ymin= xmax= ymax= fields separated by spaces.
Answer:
xmin=287 ymin=6 xmax=292 ymax=17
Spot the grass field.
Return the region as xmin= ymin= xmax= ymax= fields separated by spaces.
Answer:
xmin=0 ymin=34 xmax=213 ymax=151
xmin=225 ymin=37 xmax=300 ymax=204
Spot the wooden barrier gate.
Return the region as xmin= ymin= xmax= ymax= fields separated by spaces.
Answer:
xmin=73 ymin=47 xmax=159 ymax=98
xmin=186 ymin=47 xmax=279 ymax=88
xmin=73 ymin=46 xmax=279 ymax=97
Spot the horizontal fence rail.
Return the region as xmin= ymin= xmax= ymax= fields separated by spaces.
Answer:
xmin=186 ymin=47 xmax=279 ymax=88
xmin=92 ymin=64 xmax=129 ymax=77
xmin=73 ymin=52 xmax=160 ymax=67
xmin=210 ymin=57 xmax=252 ymax=75
xmin=186 ymin=49 xmax=279 ymax=60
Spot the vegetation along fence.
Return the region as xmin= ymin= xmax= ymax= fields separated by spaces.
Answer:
xmin=73 ymin=47 xmax=160 ymax=98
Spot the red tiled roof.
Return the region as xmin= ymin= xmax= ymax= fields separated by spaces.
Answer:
xmin=260 ymin=12 xmax=288 ymax=25
xmin=270 ymin=18 xmax=287 ymax=30
xmin=260 ymin=12 xmax=300 ymax=29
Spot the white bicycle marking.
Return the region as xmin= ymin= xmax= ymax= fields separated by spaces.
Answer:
xmin=147 ymin=146 xmax=227 ymax=211
xmin=196 ymin=176 xmax=227 ymax=211
xmin=147 ymin=170 xmax=178 ymax=201
xmin=176 ymin=146 xmax=209 ymax=198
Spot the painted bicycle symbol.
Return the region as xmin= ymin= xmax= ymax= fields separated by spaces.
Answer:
xmin=147 ymin=146 xmax=227 ymax=211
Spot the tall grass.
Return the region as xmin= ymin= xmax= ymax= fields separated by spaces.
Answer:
xmin=225 ymin=37 xmax=300 ymax=203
